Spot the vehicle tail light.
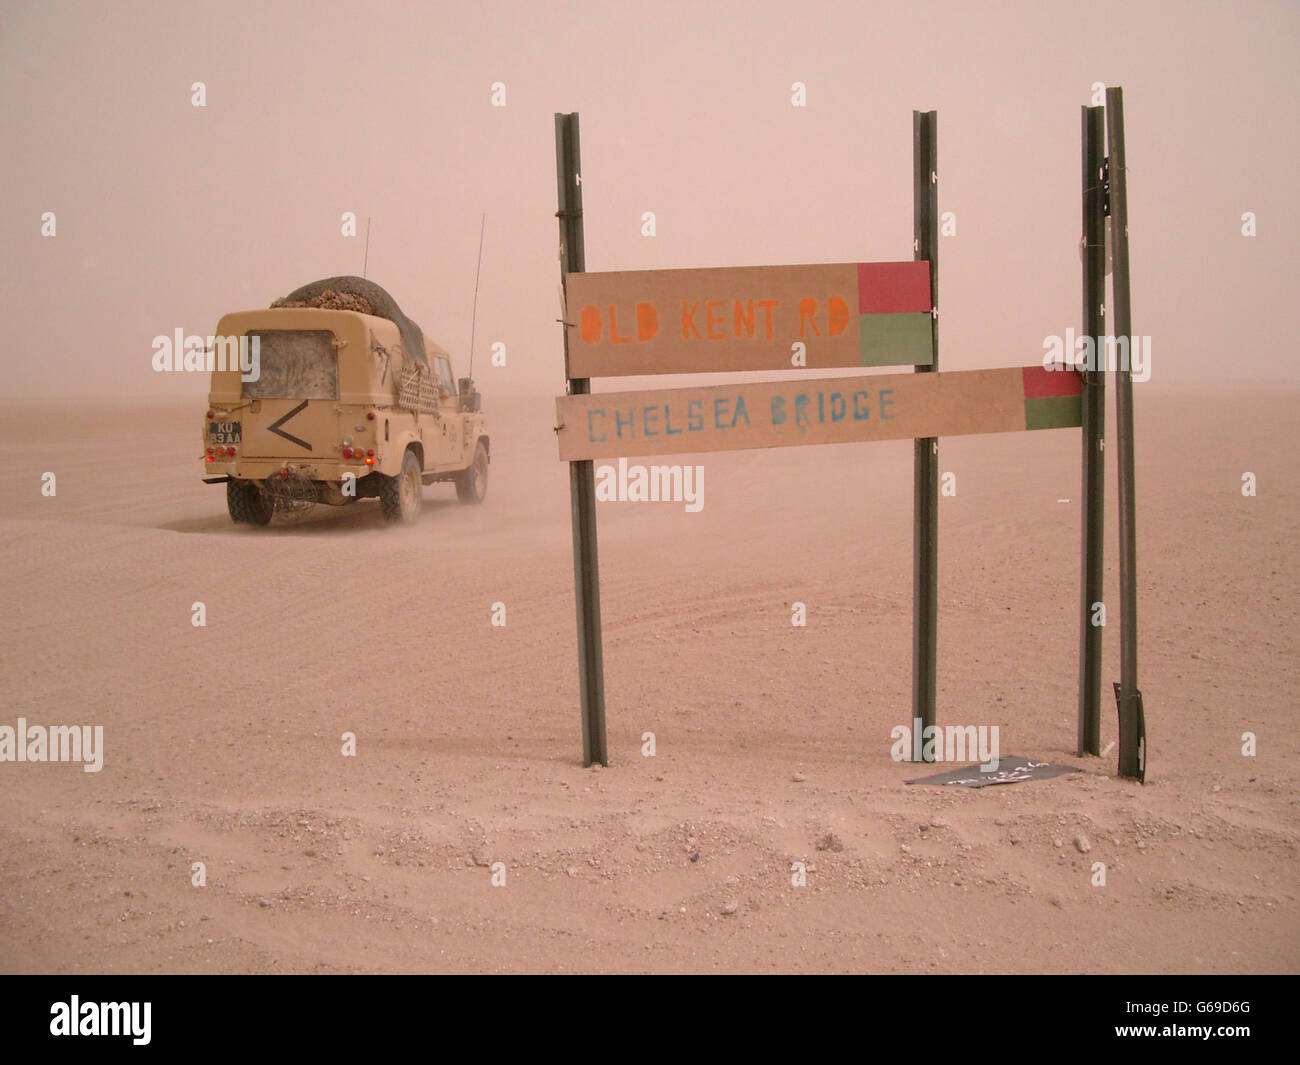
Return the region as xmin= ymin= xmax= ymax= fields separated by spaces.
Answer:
xmin=342 ymin=447 xmax=353 ymax=458
xmin=366 ymin=449 xmax=374 ymax=458
xmin=225 ymin=446 xmax=236 ymax=457
xmin=206 ymin=410 xmax=215 ymax=420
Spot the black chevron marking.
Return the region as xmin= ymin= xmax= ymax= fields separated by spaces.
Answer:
xmin=266 ymin=400 xmax=312 ymax=451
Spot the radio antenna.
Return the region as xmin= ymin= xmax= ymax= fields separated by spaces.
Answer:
xmin=362 ymin=215 xmax=372 ymax=279
xmin=468 ymin=213 xmax=485 ymax=378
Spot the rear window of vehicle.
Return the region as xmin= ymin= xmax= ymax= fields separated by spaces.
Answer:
xmin=243 ymin=330 xmax=338 ymax=399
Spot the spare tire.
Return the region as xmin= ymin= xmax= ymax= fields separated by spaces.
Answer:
xmin=272 ymin=275 xmax=429 ymax=371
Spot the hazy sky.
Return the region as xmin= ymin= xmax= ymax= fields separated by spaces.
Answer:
xmin=1 ymin=0 xmax=1295 ymax=398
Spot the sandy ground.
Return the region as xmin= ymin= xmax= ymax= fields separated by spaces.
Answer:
xmin=0 ymin=386 xmax=1295 ymax=974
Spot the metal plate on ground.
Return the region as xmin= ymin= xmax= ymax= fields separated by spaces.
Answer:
xmin=904 ymin=755 xmax=1083 ymax=788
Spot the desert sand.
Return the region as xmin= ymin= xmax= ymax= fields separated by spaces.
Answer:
xmin=0 ymin=387 xmax=1295 ymax=974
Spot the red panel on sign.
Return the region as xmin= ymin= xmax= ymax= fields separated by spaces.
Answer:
xmin=857 ymin=261 xmax=932 ymax=314
xmin=1021 ymin=365 xmax=1083 ymax=398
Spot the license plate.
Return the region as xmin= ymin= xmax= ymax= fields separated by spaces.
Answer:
xmin=208 ymin=420 xmax=242 ymax=445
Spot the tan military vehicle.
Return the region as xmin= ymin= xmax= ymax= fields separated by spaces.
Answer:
xmin=201 ymin=277 xmax=488 ymax=525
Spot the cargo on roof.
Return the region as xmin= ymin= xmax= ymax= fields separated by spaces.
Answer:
xmin=271 ymin=275 xmax=431 ymax=371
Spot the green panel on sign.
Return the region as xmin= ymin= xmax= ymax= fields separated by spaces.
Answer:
xmin=1024 ymin=395 xmax=1083 ymax=430
xmin=858 ymin=313 xmax=933 ymax=367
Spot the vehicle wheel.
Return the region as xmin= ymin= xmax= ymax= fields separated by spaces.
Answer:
xmin=380 ymin=449 xmax=423 ymax=523
xmin=455 ymin=440 xmax=488 ymax=504
xmin=227 ymin=479 xmax=272 ymax=526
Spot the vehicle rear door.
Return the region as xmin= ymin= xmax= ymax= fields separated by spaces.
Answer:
xmin=239 ymin=329 xmax=339 ymax=458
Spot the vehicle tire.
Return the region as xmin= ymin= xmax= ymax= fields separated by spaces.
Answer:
xmin=455 ymin=440 xmax=488 ymax=504
xmin=380 ymin=449 xmax=423 ymax=523
xmin=227 ymin=479 xmax=273 ymax=526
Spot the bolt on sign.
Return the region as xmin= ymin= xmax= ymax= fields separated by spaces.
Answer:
xmin=564 ymin=261 xmax=934 ymax=377
xmin=556 ymin=365 xmax=1082 ymax=461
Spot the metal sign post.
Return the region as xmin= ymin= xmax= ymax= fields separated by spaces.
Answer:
xmin=912 ymin=110 xmax=939 ymax=759
xmin=1077 ymin=104 xmax=1107 ymax=756
xmin=1105 ymin=88 xmax=1146 ymax=782
xmin=555 ymin=112 xmax=608 ymax=767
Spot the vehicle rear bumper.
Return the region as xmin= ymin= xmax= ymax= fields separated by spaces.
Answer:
xmin=200 ymin=457 xmax=376 ymax=482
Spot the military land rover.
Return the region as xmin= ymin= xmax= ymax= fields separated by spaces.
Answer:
xmin=201 ymin=276 xmax=488 ymax=525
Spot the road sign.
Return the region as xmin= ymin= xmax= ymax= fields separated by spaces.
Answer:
xmin=556 ymin=365 xmax=1082 ymax=461
xmin=564 ymin=261 xmax=934 ymax=377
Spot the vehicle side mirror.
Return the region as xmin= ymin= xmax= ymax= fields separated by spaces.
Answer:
xmin=458 ymin=377 xmax=481 ymax=413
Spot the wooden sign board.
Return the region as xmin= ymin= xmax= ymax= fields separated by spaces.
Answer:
xmin=564 ymin=262 xmax=934 ymax=377
xmin=556 ymin=366 xmax=1081 ymax=461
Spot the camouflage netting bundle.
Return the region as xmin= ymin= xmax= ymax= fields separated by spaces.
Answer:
xmin=271 ymin=275 xmax=429 ymax=370
xmin=274 ymin=290 xmax=374 ymax=315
